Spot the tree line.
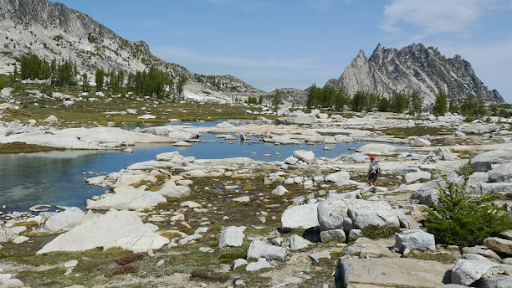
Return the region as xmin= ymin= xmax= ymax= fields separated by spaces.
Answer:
xmin=307 ymin=85 xmax=491 ymax=119
xmin=15 ymin=54 xmax=188 ymax=99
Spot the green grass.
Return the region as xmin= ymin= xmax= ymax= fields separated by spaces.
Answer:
xmin=0 ymin=77 xmax=273 ymax=127
xmin=406 ymin=250 xmax=457 ymax=264
xmin=361 ymin=225 xmax=401 ymax=240
xmin=0 ymin=142 xmax=64 ymax=154
xmin=382 ymin=126 xmax=451 ymax=138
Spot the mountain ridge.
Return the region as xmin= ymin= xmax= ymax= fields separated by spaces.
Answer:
xmin=0 ymin=0 xmax=263 ymax=102
xmin=325 ymin=43 xmax=504 ymax=104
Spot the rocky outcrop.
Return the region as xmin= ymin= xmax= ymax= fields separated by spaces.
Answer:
xmin=0 ymin=0 xmax=263 ymax=102
xmin=37 ymin=209 xmax=169 ymax=254
xmin=325 ymin=43 xmax=503 ymax=104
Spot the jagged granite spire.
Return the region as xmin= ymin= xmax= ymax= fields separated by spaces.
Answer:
xmin=325 ymin=43 xmax=504 ymax=103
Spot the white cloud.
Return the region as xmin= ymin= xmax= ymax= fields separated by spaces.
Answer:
xmin=152 ymin=46 xmax=313 ymax=70
xmin=380 ymin=0 xmax=504 ymax=38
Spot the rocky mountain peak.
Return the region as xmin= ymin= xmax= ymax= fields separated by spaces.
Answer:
xmin=326 ymin=43 xmax=504 ymax=104
xmin=0 ymin=0 xmax=263 ymax=102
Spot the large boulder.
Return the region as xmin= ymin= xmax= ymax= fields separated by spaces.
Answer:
xmin=404 ymin=171 xmax=431 ymax=183
xmin=218 ymin=226 xmax=246 ymax=248
xmin=479 ymin=276 xmax=512 ymax=288
xmin=292 ymin=150 xmax=315 ymax=164
xmin=320 ymin=229 xmax=346 ymax=243
xmin=410 ymin=138 xmax=432 ymax=147
xmin=157 ymin=186 xmax=191 ymax=198
xmin=435 ymin=147 xmax=459 ymax=161
xmin=155 ymin=151 xmax=183 ymax=162
xmin=247 ymin=240 xmax=287 ymax=261
xmin=488 ymin=163 xmax=512 ymax=183
xmin=44 ymin=207 xmax=85 ymax=232
xmin=324 ymin=171 xmax=351 ymax=186
xmin=411 ymin=181 xmax=445 ymax=205
xmin=337 ymin=258 xmax=452 ymax=288
xmin=451 ymin=259 xmax=503 ymax=285
xmin=281 ymin=203 xmax=319 ymax=229
xmin=86 ymin=189 xmax=167 ymax=210
xmin=393 ymin=229 xmax=435 ymax=253
xmin=347 ymin=199 xmax=400 ymax=229
xmin=344 ymin=237 xmax=393 ymax=258
xmin=317 ymin=199 xmax=350 ymax=232
xmin=0 ymin=226 xmax=27 ymax=243
xmin=357 ymin=143 xmax=397 ymax=155
xmin=289 ymin=234 xmax=311 ymax=250
xmin=483 ymin=237 xmax=512 ymax=256
xmin=471 ymin=147 xmax=512 ymax=172
xmin=38 ymin=209 xmax=170 ymax=254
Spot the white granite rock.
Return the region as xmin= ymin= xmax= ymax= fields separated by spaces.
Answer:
xmin=38 ymin=209 xmax=170 ymax=254
xmin=281 ymin=203 xmax=319 ymax=229
xmin=219 ymin=226 xmax=246 ymax=248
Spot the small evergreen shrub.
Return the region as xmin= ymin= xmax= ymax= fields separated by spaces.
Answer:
xmin=424 ymin=160 xmax=511 ymax=246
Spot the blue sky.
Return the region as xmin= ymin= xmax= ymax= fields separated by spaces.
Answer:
xmin=54 ymin=0 xmax=512 ymax=101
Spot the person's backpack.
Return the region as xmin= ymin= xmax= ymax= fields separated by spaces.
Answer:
xmin=370 ymin=163 xmax=380 ymax=175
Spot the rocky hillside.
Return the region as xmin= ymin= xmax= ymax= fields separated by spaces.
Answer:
xmin=0 ymin=0 xmax=263 ymax=102
xmin=262 ymin=88 xmax=308 ymax=107
xmin=325 ymin=43 xmax=504 ymax=104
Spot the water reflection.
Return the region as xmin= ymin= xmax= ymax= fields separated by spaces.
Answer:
xmin=1 ymin=131 xmax=369 ymax=212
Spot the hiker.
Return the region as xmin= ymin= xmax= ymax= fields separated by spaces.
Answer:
xmin=368 ymin=156 xmax=380 ymax=190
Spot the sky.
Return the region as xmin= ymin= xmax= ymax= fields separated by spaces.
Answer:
xmin=52 ymin=0 xmax=512 ymax=101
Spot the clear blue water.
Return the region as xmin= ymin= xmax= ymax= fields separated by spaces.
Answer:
xmin=0 ymin=121 xmax=370 ymax=212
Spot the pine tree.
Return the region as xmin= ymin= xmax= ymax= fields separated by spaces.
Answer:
xmin=424 ymin=158 xmax=512 ymax=246
xmin=432 ymin=92 xmax=448 ymax=116
xmin=95 ymin=68 xmax=105 ymax=91
xmin=272 ymin=89 xmax=282 ymax=112
xmin=11 ymin=63 xmax=17 ymax=84
xmin=82 ymin=73 xmax=89 ymax=92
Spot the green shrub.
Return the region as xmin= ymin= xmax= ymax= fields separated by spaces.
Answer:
xmin=424 ymin=161 xmax=511 ymax=246
xmin=218 ymin=251 xmax=247 ymax=263
xmin=361 ymin=225 xmax=401 ymax=239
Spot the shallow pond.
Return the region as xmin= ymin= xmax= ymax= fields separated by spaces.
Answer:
xmin=1 ymin=121 xmax=371 ymax=212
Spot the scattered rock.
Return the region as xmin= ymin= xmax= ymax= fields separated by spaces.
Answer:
xmin=246 ymin=258 xmax=272 ymax=272
xmin=271 ymin=185 xmax=288 ymax=196
xmin=29 ymin=204 xmax=51 ymax=212
xmin=289 ymin=234 xmax=311 ymax=250
xmin=394 ymin=229 xmax=435 ymax=253
xmin=483 ymin=237 xmax=512 ymax=256
xmin=281 ymin=203 xmax=319 ymax=229
xmin=320 ymin=229 xmax=346 ymax=243
xmin=219 ymin=226 xmax=246 ymax=248
xmin=324 ymin=171 xmax=351 ymax=186
xmin=232 ymin=258 xmax=248 ymax=270
xmin=293 ymin=150 xmax=315 ymax=164
xmin=308 ymin=250 xmax=331 ymax=262
xmin=247 ymin=240 xmax=287 ymax=261
xmin=44 ymin=207 xmax=86 ymax=232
